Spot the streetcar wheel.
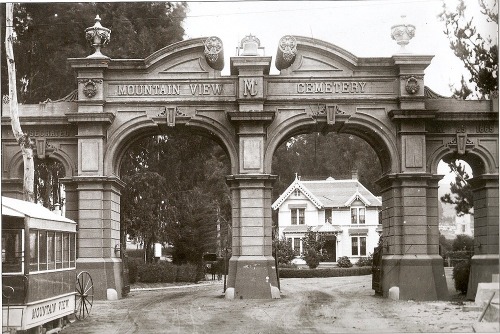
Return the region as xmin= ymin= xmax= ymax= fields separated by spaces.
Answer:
xmin=75 ymin=271 xmax=94 ymax=320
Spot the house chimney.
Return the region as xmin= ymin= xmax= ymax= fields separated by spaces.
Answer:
xmin=351 ymin=169 xmax=358 ymax=180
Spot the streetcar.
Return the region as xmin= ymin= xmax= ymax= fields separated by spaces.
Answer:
xmin=2 ymin=196 xmax=93 ymax=333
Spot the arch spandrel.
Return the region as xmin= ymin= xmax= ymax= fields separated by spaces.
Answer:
xmin=277 ymin=35 xmax=396 ymax=78
xmin=105 ymin=37 xmax=221 ymax=79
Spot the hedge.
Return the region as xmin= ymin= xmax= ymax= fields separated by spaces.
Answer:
xmin=279 ymin=266 xmax=371 ymax=278
xmin=129 ymin=261 xmax=201 ymax=283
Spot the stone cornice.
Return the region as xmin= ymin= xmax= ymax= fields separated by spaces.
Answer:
xmin=388 ymin=109 xmax=437 ymax=120
xmin=66 ymin=112 xmax=115 ymax=124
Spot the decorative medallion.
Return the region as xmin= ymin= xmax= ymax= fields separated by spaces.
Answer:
xmin=278 ymin=35 xmax=297 ymax=62
xmin=204 ymin=36 xmax=223 ymax=63
xmin=404 ymin=76 xmax=420 ymax=95
xmin=79 ymin=79 xmax=102 ymax=98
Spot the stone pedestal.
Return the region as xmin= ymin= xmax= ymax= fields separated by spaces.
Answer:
xmin=467 ymin=175 xmax=499 ymax=300
xmin=225 ymin=175 xmax=279 ymax=299
xmin=378 ymin=174 xmax=448 ymax=300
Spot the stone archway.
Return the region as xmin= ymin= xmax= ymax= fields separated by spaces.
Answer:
xmin=1 ymin=18 xmax=498 ymax=301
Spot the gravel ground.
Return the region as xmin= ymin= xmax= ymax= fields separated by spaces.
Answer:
xmin=60 ymin=275 xmax=483 ymax=334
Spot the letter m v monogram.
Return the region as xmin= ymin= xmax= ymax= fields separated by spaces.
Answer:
xmin=243 ymin=78 xmax=258 ymax=96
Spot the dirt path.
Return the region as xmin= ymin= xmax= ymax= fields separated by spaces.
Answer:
xmin=61 ymin=275 xmax=480 ymax=333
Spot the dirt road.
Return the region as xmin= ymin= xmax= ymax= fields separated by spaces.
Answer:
xmin=61 ymin=275 xmax=480 ymax=333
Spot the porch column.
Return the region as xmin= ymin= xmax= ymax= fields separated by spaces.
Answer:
xmin=225 ymin=174 xmax=279 ymax=299
xmin=377 ymin=174 xmax=448 ymax=300
xmin=467 ymin=174 xmax=499 ymax=299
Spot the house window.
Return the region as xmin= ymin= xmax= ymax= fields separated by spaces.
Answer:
xmin=325 ymin=209 xmax=332 ymax=224
xmin=291 ymin=208 xmax=305 ymax=225
xmin=351 ymin=236 xmax=367 ymax=256
xmin=294 ymin=189 xmax=300 ymax=197
xmin=351 ymin=207 xmax=365 ymax=224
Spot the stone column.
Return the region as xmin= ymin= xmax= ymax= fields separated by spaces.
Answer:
xmin=377 ymin=174 xmax=448 ymax=300
xmin=467 ymin=174 xmax=499 ymax=299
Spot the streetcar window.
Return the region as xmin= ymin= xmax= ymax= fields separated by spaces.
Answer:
xmin=39 ymin=231 xmax=48 ymax=270
xmin=2 ymin=229 xmax=23 ymax=273
xmin=30 ymin=231 xmax=39 ymax=271
xmin=47 ymin=232 xmax=55 ymax=270
xmin=70 ymin=234 xmax=76 ymax=268
xmin=63 ymin=233 xmax=70 ymax=268
xmin=56 ymin=232 xmax=62 ymax=269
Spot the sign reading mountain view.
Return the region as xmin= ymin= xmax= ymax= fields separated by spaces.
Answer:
xmin=115 ymin=83 xmax=224 ymax=96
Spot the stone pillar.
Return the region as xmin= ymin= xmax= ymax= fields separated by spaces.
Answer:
xmin=225 ymin=48 xmax=279 ymax=299
xmin=467 ymin=174 xmax=499 ymax=300
xmin=225 ymin=175 xmax=279 ymax=299
xmin=74 ymin=176 xmax=124 ymax=300
xmin=377 ymin=174 xmax=448 ymax=300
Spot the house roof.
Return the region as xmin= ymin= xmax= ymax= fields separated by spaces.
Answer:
xmin=272 ymin=176 xmax=382 ymax=210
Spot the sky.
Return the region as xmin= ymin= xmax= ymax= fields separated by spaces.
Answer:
xmin=183 ymin=0 xmax=498 ymax=97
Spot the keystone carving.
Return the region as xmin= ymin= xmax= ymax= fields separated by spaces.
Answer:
xmin=447 ymin=133 xmax=474 ymax=155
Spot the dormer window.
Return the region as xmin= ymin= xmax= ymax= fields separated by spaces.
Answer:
xmin=351 ymin=207 xmax=365 ymax=224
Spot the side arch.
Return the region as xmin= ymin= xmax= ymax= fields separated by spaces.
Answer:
xmin=8 ymin=149 xmax=76 ymax=179
xmin=427 ymin=144 xmax=496 ymax=176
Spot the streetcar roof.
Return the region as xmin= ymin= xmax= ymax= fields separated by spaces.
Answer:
xmin=2 ymin=196 xmax=77 ymax=227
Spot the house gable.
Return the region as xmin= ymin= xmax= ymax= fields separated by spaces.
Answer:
xmin=271 ymin=177 xmax=323 ymax=210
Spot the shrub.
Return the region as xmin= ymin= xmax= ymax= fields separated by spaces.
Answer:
xmin=128 ymin=257 xmax=143 ymax=284
xmin=337 ymin=256 xmax=353 ymax=268
xmin=176 ymin=263 xmax=199 ymax=282
xmin=304 ymin=248 xmax=320 ymax=269
xmin=356 ymin=255 xmax=373 ymax=267
xmin=279 ymin=267 xmax=371 ymax=278
xmin=127 ymin=248 xmax=145 ymax=259
xmin=453 ymin=260 xmax=471 ymax=294
xmin=273 ymin=236 xmax=296 ymax=265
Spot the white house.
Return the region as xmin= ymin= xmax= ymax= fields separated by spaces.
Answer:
xmin=272 ymin=173 xmax=382 ymax=264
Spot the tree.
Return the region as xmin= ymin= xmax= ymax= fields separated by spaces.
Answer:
xmin=120 ymin=131 xmax=231 ymax=264
xmin=440 ymin=160 xmax=473 ymax=216
xmin=301 ymin=227 xmax=325 ymax=269
xmin=5 ymin=3 xmax=34 ymax=202
xmin=439 ymin=0 xmax=498 ymax=99
xmin=1 ymin=2 xmax=187 ymax=103
xmin=452 ymin=234 xmax=474 ymax=252
xmin=34 ymin=158 xmax=65 ymax=209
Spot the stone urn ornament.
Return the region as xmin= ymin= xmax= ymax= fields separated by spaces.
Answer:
xmin=85 ymin=15 xmax=111 ymax=58
xmin=391 ymin=15 xmax=415 ymax=53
